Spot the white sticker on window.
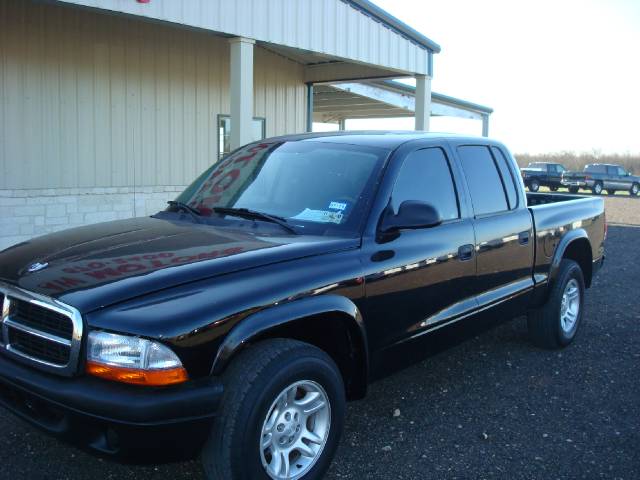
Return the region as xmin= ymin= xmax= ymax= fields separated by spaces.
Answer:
xmin=292 ymin=208 xmax=344 ymax=224
xmin=328 ymin=201 xmax=347 ymax=211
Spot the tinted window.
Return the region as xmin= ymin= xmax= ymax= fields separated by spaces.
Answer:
xmin=391 ymin=148 xmax=459 ymax=221
xmin=528 ymin=163 xmax=546 ymax=169
xmin=557 ymin=164 xmax=566 ymax=172
xmin=458 ymin=146 xmax=509 ymax=215
xmin=491 ymin=147 xmax=518 ymax=209
xmin=175 ymin=141 xmax=387 ymax=235
xmin=585 ymin=164 xmax=606 ymax=173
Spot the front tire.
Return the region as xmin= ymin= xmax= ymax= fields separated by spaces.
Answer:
xmin=529 ymin=179 xmax=540 ymax=192
xmin=607 ymin=189 xmax=616 ymax=195
xmin=592 ymin=182 xmax=603 ymax=195
xmin=201 ymin=339 xmax=345 ymax=480
xmin=568 ymin=186 xmax=579 ymax=194
xmin=631 ymin=183 xmax=639 ymax=196
xmin=527 ymin=259 xmax=585 ymax=349
xmin=549 ymin=186 xmax=559 ymax=192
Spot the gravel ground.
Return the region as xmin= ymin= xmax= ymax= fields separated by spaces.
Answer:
xmin=1 ymin=197 xmax=638 ymax=479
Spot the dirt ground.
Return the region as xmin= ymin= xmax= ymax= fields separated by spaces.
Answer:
xmin=602 ymin=195 xmax=640 ymax=225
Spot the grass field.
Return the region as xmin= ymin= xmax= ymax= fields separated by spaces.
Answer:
xmin=515 ymin=152 xmax=640 ymax=173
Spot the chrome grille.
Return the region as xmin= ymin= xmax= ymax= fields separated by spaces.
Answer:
xmin=0 ymin=282 xmax=83 ymax=376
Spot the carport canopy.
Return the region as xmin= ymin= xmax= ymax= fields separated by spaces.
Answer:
xmin=313 ymin=80 xmax=493 ymax=136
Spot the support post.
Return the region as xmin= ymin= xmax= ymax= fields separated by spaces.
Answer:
xmin=414 ymin=74 xmax=432 ymax=131
xmin=481 ymin=114 xmax=490 ymax=137
xmin=338 ymin=118 xmax=346 ymax=131
xmin=229 ymin=37 xmax=255 ymax=149
xmin=306 ymin=83 xmax=314 ymax=132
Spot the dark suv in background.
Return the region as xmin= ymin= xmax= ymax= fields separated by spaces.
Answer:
xmin=562 ymin=164 xmax=640 ymax=196
xmin=520 ymin=162 xmax=567 ymax=192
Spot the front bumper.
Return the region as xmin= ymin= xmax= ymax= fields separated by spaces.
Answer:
xmin=0 ymin=354 xmax=223 ymax=458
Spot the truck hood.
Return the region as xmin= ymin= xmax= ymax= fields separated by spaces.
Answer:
xmin=0 ymin=217 xmax=358 ymax=312
xmin=521 ymin=168 xmax=544 ymax=174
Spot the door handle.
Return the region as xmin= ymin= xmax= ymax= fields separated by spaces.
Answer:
xmin=458 ymin=244 xmax=474 ymax=261
xmin=518 ymin=231 xmax=530 ymax=245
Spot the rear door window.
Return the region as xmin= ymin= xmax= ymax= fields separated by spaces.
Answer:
xmin=391 ymin=147 xmax=460 ymax=221
xmin=457 ymin=146 xmax=509 ymax=216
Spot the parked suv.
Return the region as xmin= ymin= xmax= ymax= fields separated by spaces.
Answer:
xmin=521 ymin=162 xmax=567 ymax=192
xmin=562 ymin=163 xmax=640 ymax=195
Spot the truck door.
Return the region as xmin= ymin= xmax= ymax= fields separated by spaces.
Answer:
xmin=361 ymin=146 xmax=476 ymax=354
xmin=609 ymin=166 xmax=628 ymax=190
xmin=549 ymin=164 xmax=563 ymax=187
xmin=456 ymin=144 xmax=535 ymax=311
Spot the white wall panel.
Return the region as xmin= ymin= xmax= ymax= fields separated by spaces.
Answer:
xmin=1 ymin=0 xmax=305 ymax=190
xmin=54 ymin=0 xmax=430 ymax=75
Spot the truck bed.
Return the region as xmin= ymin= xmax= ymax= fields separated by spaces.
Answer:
xmin=526 ymin=192 xmax=606 ymax=287
xmin=526 ymin=192 xmax=584 ymax=206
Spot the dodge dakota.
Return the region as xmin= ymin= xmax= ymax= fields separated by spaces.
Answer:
xmin=0 ymin=132 xmax=605 ymax=480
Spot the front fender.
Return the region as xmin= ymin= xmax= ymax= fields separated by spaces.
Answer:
xmin=210 ymin=294 xmax=368 ymax=380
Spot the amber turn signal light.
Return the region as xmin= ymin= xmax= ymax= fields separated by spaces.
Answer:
xmin=86 ymin=361 xmax=188 ymax=386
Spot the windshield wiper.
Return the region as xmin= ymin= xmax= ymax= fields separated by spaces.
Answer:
xmin=167 ymin=201 xmax=203 ymax=223
xmin=213 ymin=207 xmax=297 ymax=234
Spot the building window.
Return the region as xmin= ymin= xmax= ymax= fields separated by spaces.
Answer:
xmin=218 ymin=115 xmax=266 ymax=159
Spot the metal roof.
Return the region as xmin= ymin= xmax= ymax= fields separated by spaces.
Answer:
xmin=346 ymin=0 xmax=442 ymax=53
xmin=379 ymin=80 xmax=494 ymax=114
xmin=313 ymin=81 xmax=493 ymax=124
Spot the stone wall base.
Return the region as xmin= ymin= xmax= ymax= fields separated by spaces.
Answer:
xmin=0 ymin=186 xmax=187 ymax=251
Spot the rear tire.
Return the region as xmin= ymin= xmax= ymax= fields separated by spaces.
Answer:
xmin=631 ymin=183 xmax=639 ymax=196
xmin=529 ymin=179 xmax=540 ymax=192
xmin=527 ymin=259 xmax=585 ymax=349
xmin=201 ymin=339 xmax=345 ymax=480
xmin=607 ymin=189 xmax=615 ymax=195
xmin=592 ymin=182 xmax=603 ymax=195
xmin=550 ymin=186 xmax=559 ymax=192
xmin=568 ymin=186 xmax=579 ymax=194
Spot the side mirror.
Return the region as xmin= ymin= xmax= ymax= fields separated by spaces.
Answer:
xmin=381 ymin=201 xmax=442 ymax=233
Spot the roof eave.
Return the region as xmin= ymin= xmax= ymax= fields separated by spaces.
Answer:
xmin=345 ymin=0 xmax=442 ymax=53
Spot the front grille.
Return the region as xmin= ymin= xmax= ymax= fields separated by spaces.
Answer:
xmin=7 ymin=327 xmax=70 ymax=364
xmin=0 ymin=282 xmax=82 ymax=376
xmin=11 ymin=299 xmax=74 ymax=338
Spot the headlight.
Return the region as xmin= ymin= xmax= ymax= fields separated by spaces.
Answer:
xmin=86 ymin=331 xmax=188 ymax=386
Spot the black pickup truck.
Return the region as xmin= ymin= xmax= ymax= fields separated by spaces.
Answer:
xmin=520 ymin=162 xmax=567 ymax=192
xmin=561 ymin=163 xmax=640 ymax=196
xmin=0 ymin=133 xmax=606 ymax=480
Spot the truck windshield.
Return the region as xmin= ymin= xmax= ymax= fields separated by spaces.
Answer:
xmin=527 ymin=163 xmax=547 ymax=170
xmin=173 ymin=140 xmax=389 ymax=236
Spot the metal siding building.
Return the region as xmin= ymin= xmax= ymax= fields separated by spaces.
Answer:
xmin=0 ymin=0 xmax=489 ymax=250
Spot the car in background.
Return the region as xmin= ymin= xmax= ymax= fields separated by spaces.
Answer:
xmin=562 ymin=164 xmax=640 ymax=196
xmin=521 ymin=162 xmax=567 ymax=192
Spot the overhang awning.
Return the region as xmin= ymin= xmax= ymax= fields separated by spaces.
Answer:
xmin=313 ymin=80 xmax=493 ymax=122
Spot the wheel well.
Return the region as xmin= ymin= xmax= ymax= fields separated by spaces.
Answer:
xmin=252 ymin=313 xmax=368 ymax=401
xmin=563 ymin=239 xmax=592 ymax=287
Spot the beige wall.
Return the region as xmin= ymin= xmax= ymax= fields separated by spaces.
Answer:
xmin=0 ymin=0 xmax=307 ymax=191
xmin=55 ymin=0 xmax=431 ymax=75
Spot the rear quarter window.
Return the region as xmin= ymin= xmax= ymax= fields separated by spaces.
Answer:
xmin=491 ymin=147 xmax=519 ymax=209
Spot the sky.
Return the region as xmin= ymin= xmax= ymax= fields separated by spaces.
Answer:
xmin=346 ymin=0 xmax=640 ymax=154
